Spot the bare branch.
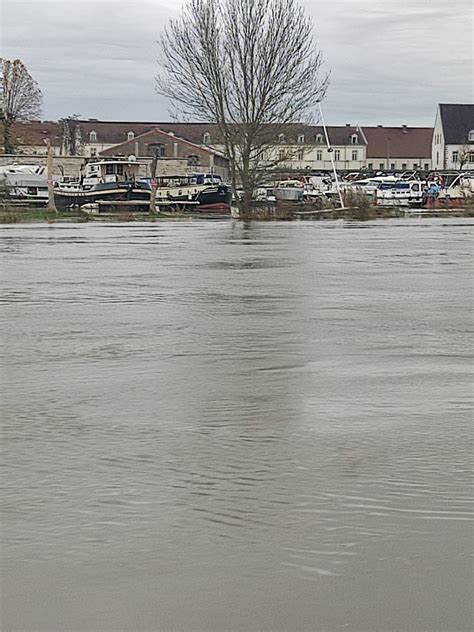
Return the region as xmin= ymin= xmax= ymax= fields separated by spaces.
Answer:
xmin=156 ymin=0 xmax=329 ymax=216
xmin=1 ymin=58 xmax=43 ymax=153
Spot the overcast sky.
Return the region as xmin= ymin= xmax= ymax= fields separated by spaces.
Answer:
xmin=1 ymin=0 xmax=472 ymax=126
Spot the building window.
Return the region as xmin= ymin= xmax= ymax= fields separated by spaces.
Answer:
xmin=89 ymin=131 xmax=97 ymax=142
xmin=149 ymin=143 xmax=165 ymax=157
xmin=468 ymin=130 xmax=474 ymax=141
xmin=90 ymin=147 xmax=97 ymax=157
xmin=469 ymin=152 xmax=474 ymax=163
xmin=413 ymin=163 xmax=418 ymax=169
xmin=452 ymin=151 xmax=458 ymax=163
xmin=315 ymin=133 xmax=323 ymax=144
xmin=187 ymin=154 xmax=200 ymax=166
xmin=278 ymin=133 xmax=286 ymax=144
xmin=316 ymin=150 xmax=322 ymax=161
xmin=297 ymin=134 xmax=305 ymax=144
xmin=297 ymin=149 xmax=304 ymax=161
xmin=105 ymin=164 xmax=114 ymax=175
xmin=401 ymin=163 xmax=407 ymax=169
xmin=279 ymin=149 xmax=286 ymax=161
xmin=334 ymin=150 xmax=340 ymax=161
xmin=390 ymin=163 xmax=395 ymax=170
xmin=117 ymin=164 xmax=124 ymax=175
xmin=351 ymin=134 xmax=358 ymax=144
xmin=379 ymin=163 xmax=384 ymax=170
xmin=202 ymin=132 xmax=211 ymax=144
xmin=424 ymin=163 xmax=429 ymax=170
xmin=351 ymin=150 xmax=358 ymax=161
xmin=127 ymin=131 xmax=135 ymax=141
xmin=368 ymin=163 xmax=373 ymax=169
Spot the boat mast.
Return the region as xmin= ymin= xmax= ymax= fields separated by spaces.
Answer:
xmin=317 ymin=102 xmax=345 ymax=209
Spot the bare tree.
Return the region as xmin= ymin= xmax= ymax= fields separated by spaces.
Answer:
xmin=1 ymin=58 xmax=43 ymax=154
xmin=157 ymin=0 xmax=328 ymax=217
xmin=60 ymin=114 xmax=83 ymax=156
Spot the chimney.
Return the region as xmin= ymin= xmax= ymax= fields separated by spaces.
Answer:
xmin=346 ymin=123 xmax=350 ymax=127
xmin=377 ymin=125 xmax=383 ymax=128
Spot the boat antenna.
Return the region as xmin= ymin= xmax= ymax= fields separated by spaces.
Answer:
xmin=317 ymin=101 xmax=345 ymax=210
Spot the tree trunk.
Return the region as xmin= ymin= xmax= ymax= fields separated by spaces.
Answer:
xmin=3 ymin=120 xmax=13 ymax=154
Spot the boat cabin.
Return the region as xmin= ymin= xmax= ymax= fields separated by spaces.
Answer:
xmin=82 ymin=158 xmax=145 ymax=188
xmin=154 ymin=173 xmax=222 ymax=188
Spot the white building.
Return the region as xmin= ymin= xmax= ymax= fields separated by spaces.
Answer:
xmin=432 ymin=104 xmax=474 ymax=170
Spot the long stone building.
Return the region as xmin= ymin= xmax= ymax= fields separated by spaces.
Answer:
xmin=6 ymin=105 xmax=473 ymax=174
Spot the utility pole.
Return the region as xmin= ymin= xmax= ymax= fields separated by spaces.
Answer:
xmin=44 ymin=139 xmax=57 ymax=213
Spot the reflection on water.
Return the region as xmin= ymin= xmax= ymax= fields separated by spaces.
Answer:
xmin=1 ymin=219 xmax=473 ymax=631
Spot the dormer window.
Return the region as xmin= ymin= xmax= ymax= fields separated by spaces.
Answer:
xmin=297 ymin=134 xmax=305 ymax=144
xmin=315 ymin=133 xmax=323 ymax=144
xmin=351 ymin=134 xmax=358 ymax=144
xmin=468 ymin=130 xmax=474 ymax=142
xmin=89 ymin=131 xmax=97 ymax=142
xmin=278 ymin=133 xmax=286 ymax=144
xmin=127 ymin=131 xmax=135 ymax=141
xmin=202 ymin=132 xmax=211 ymax=144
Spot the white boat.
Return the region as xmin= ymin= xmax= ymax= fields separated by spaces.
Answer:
xmin=0 ymin=164 xmax=60 ymax=204
xmin=374 ymin=180 xmax=424 ymax=207
xmin=273 ymin=180 xmax=305 ymax=202
xmin=341 ymin=175 xmax=399 ymax=198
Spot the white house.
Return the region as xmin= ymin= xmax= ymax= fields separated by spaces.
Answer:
xmin=432 ymin=104 xmax=474 ymax=170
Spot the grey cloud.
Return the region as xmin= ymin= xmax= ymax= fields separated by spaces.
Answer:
xmin=1 ymin=0 xmax=472 ymax=124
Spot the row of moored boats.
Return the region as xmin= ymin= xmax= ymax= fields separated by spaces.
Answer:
xmin=1 ymin=159 xmax=473 ymax=213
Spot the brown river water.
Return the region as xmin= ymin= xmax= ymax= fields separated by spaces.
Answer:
xmin=1 ymin=219 xmax=473 ymax=631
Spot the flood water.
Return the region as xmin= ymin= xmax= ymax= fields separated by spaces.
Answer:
xmin=1 ymin=218 xmax=473 ymax=631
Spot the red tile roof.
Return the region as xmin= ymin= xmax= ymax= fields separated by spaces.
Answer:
xmin=76 ymin=120 xmax=367 ymax=147
xmin=0 ymin=121 xmax=62 ymax=149
xmin=362 ymin=126 xmax=433 ymax=159
xmin=99 ymin=127 xmax=226 ymax=157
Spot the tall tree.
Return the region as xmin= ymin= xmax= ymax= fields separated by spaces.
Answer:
xmin=1 ymin=58 xmax=43 ymax=154
xmin=157 ymin=0 xmax=328 ymax=217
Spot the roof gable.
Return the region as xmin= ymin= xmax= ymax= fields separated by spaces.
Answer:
xmin=99 ymin=127 xmax=225 ymax=157
xmin=439 ymin=104 xmax=474 ymax=144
